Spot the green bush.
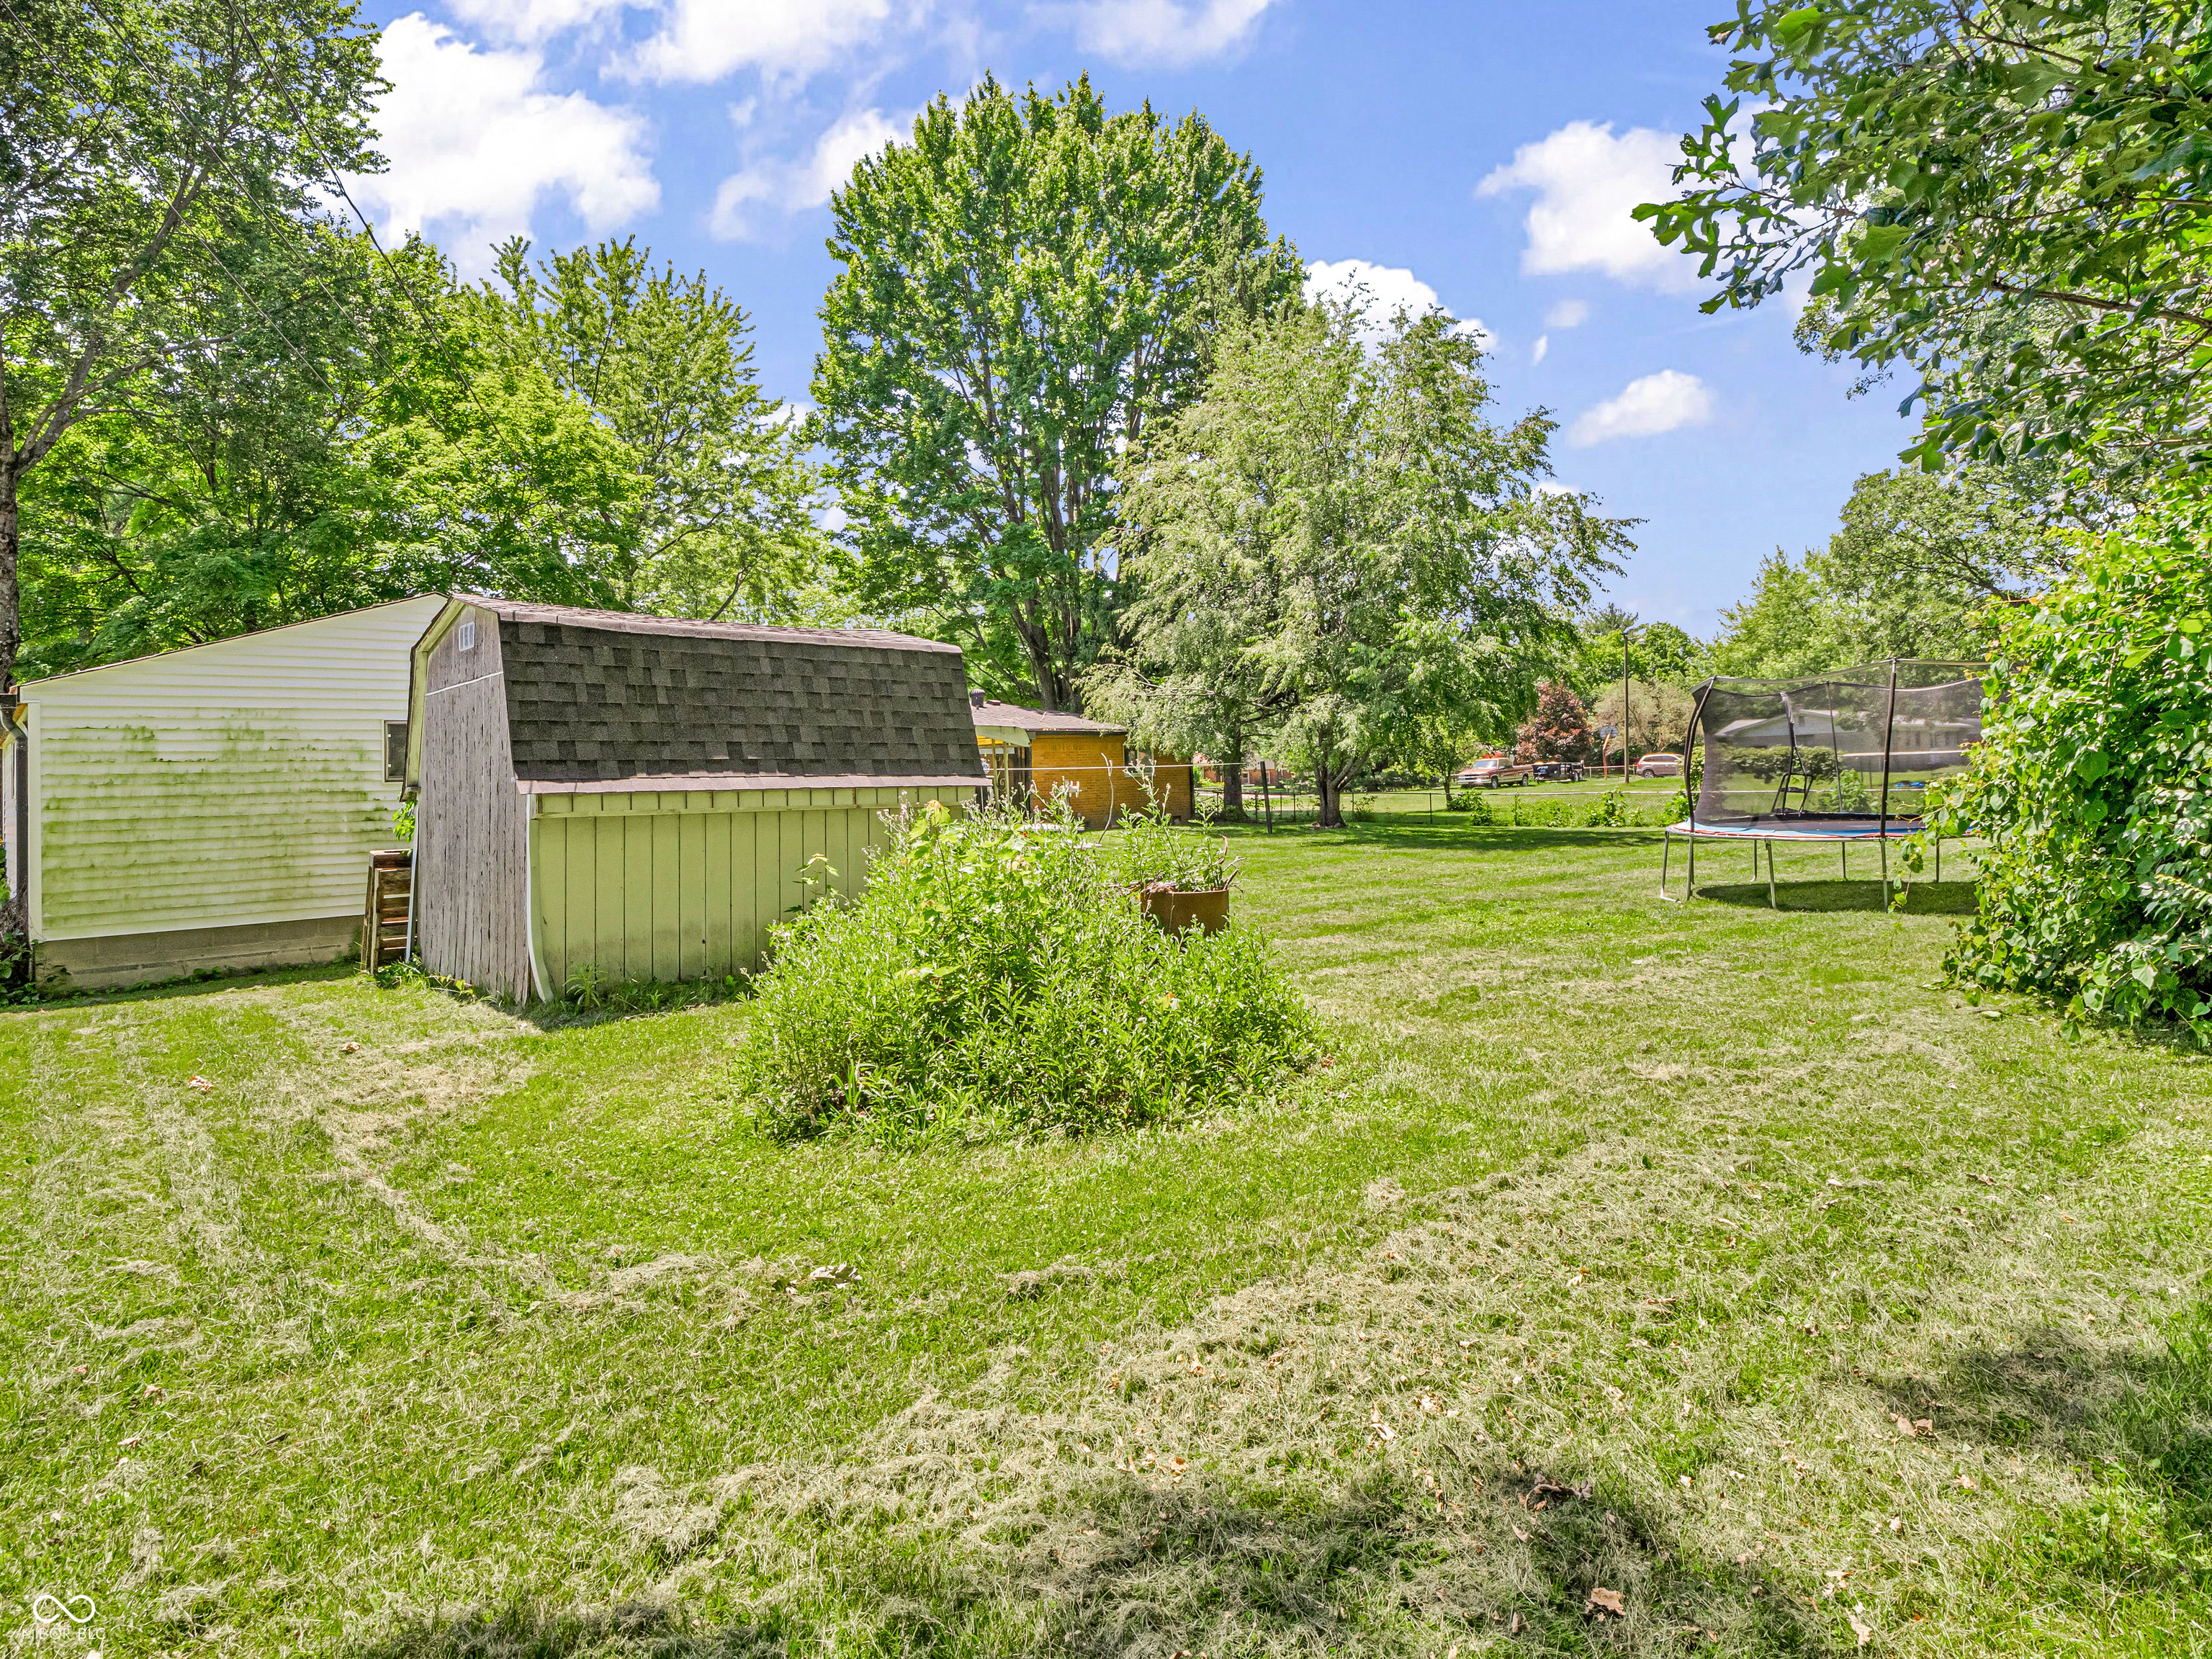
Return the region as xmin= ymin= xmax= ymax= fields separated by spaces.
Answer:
xmin=731 ymin=799 xmax=1318 ymax=1141
xmin=1920 ymin=533 xmax=2211 ymax=1032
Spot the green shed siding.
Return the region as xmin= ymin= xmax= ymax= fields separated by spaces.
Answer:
xmin=529 ymin=786 xmax=970 ymax=989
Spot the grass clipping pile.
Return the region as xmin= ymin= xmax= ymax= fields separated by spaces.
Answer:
xmin=732 ymin=801 xmax=1316 ymax=1140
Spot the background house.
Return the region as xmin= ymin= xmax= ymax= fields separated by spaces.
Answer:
xmin=405 ymin=596 xmax=985 ymax=1002
xmin=968 ymin=696 xmax=1192 ymax=825
xmin=0 ymin=596 xmax=443 ymax=989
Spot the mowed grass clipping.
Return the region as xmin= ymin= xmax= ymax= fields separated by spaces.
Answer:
xmin=3 ymin=821 xmax=2208 ymax=1658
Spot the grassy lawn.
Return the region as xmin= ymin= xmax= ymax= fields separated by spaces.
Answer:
xmin=6 ymin=822 xmax=2208 ymax=1657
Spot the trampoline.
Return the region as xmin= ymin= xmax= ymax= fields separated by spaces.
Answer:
xmin=1658 ymin=660 xmax=1987 ymax=907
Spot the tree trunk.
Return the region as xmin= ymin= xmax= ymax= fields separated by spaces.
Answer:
xmin=1316 ymin=757 xmax=1344 ymax=829
xmin=1 ymin=452 xmax=19 ymax=697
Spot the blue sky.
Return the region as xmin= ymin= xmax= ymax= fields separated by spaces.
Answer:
xmin=345 ymin=0 xmax=1917 ymax=634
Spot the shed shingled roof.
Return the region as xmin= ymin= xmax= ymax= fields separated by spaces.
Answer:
xmin=454 ymin=596 xmax=986 ymax=790
xmin=969 ymin=698 xmax=1125 ymax=736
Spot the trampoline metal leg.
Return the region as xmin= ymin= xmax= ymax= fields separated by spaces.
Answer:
xmin=1688 ymin=830 xmax=1696 ymax=899
xmin=1660 ymin=832 xmax=1673 ymax=899
xmin=1841 ymin=842 xmax=1848 ymax=881
xmin=1766 ymin=840 xmax=1777 ymax=909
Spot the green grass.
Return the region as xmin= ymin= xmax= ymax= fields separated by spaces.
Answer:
xmin=5 ymin=820 xmax=2209 ymax=1657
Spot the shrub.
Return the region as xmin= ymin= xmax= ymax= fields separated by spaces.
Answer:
xmin=731 ymin=799 xmax=1318 ymax=1141
xmin=1920 ymin=532 xmax=2211 ymax=1033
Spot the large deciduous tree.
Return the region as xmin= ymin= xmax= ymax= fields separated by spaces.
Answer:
xmin=811 ymin=74 xmax=1303 ymax=709
xmin=16 ymin=228 xmax=639 ymax=678
xmin=1111 ymin=300 xmax=1630 ymax=828
xmin=0 ymin=0 xmax=382 ymax=696
xmin=477 ymin=239 xmax=819 ymax=621
xmin=1640 ymin=1 xmax=2212 ymax=484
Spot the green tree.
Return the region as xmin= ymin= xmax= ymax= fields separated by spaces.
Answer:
xmin=1925 ymin=521 xmax=2211 ymax=1031
xmin=16 ymin=230 xmax=637 ymax=678
xmin=1089 ymin=598 xmax=1282 ymax=819
xmin=1820 ymin=466 xmax=2064 ymax=657
xmin=1112 ymin=301 xmax=1629 ymax=827
xmin=477 ymin=238 xmax=819 ymax=621
xmin=1704 ymin=551 xmax=1851 ymax=678
xmin=1640 ymin=1 xmax=2212 ymax=482
xmin=811 ymin=74 xmax=1303 ymax=709
xmin=1588 ymin=679 xmax=1697 ymax=764
xmin=0 ymin=0 xmax=382 ymax=698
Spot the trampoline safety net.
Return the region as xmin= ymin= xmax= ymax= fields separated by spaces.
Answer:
xmin=1689 ymin=660 xmax=1987 ymax=833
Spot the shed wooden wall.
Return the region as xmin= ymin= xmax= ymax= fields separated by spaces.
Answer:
xmin=416 ymin=606 xmax=535 ymax=1000
xmin=17 ymin=597 xmax=442 ymax=945
xmin=531 ymin=785 xmax=975 ymax=988
xmin=1030 ymin=732 xmax=1130 ymax=827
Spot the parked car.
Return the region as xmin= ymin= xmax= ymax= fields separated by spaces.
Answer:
xmin=1632 ymin=752 xmax=1683 ymax=778
xmin=1531 ymin=760 xmax=1586 ymax=783
xmin=1457 ymin=755 xmax=1534 ymax=789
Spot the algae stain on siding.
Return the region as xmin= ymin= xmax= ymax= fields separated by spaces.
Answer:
xmin=40 ymin=712 xmax=390 ymax=934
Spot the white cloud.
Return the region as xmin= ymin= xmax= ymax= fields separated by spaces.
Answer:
xmin=1568 ymin=370 xmax=1714 ymax=446
xmin=1545 ymin=297 xmax=1589 ymax=328
xmin=1476 ymin=120 xmax=1696 ymax=293
xmin=711 ymin=108 xmax=906 ymax=240
xmin=1531 ymin=334 xmax=1548 ymax=365
xmin=1303 ymin=258 xmax=1491 ymax=349
xmin=627 ymin=0 xmax=898 ymax=84
xmin=347 ymin=16 xmax=657 ymax=270
xmin=1058 ymin=0 xmax=1278 ymax=66
xmin=445 ymin=0 xmax=624 ymax=45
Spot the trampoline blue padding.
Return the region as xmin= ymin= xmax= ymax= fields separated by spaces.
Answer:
xmin=1659 ymin=815 xmax=1945 ymax=907
xmin=1663 ymin=817 xmax=1920 ymax=841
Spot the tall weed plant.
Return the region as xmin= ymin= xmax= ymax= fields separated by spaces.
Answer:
xmin=732 ymin=799 xmax=1316 ymax=1141
xmin=1920 ymin=531 xmax=2211 ymax=1033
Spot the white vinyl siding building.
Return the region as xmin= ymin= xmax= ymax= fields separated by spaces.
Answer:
xmin=3 ymin=597 xmax=444 ymax=989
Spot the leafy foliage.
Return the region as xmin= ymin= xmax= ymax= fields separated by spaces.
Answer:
xmin=732 ymin=800 xmax=1315 ymax=1141
xmin=1588 ymin=679 xmax=1696 ymax=762
xmin=1110 ymin=299 xmax=1629 ymax=827
xmin=1642 ymin=1 xmax=2212 ymax=482
xmin=1516 ymin=680 xmax=1594 ymax=763
xmin=811 ymin=75 xmax=1302 ymax=708
xmin=0 ymin=0 xmax=383 ymax=692
xmin=16 ymin=230 xmax=638 ymax=675
xmin=1923 ymin=529 xmax=2211 ymax=1031
xmin=474 ymin=238 xmax=820 ymax=621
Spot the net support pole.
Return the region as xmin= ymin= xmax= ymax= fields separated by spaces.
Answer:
xmin=1878 ymin=658 xmax=1899 ymax=902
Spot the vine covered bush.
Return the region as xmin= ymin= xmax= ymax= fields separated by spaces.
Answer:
xmin=1921 ymin=534 xmax=2211 ymax=1032
xmin=732 ymin=799 xmax=1316 ymax=1140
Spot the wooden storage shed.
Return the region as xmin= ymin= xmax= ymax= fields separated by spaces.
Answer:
xmin=404 ymin=597 xmax=986 ymax=1002
xmin=968 ymin=697 xmax=1192 ymax=826
xmin=0 ymin=597 xmax=444 ymax=988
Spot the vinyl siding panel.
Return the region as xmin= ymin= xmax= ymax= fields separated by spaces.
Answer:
xmin=531 ymin=786 xmax=971 ymax=987
xmin=18 ymin=597 xmax=443 ymax=941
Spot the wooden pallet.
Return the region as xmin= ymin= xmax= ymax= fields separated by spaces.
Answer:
xmin=361 ymin=848 xmax=413 ymax=970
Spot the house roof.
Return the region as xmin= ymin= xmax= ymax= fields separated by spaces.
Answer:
xmin=17 ymin=595 xmax=446 ymax=689
xmin=439 ymin=595 xmax=986 ymax=789
xmin=969 ymin=698 xmax=1125 ymax=737
xmin=457 ymin=595 xmax=962 ymax=654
